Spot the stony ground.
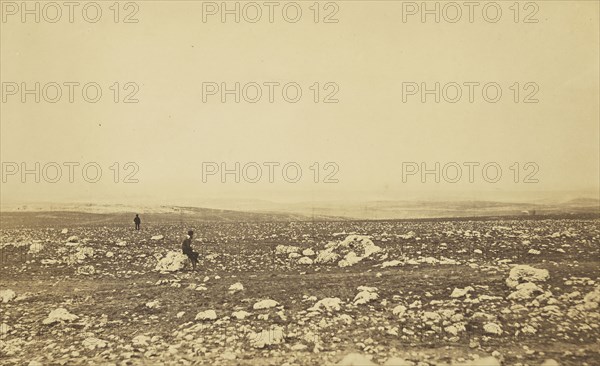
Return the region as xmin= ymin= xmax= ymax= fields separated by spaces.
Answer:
xmin=1 ymin=216 xmax=599 ymax=365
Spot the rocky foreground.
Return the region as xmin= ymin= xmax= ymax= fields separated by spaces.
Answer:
xmin=1 ymin=217 xmax=599 ymax=365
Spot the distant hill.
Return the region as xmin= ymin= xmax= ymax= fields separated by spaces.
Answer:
xmin=0 ymin=205 xmax=345 ymax=227
xmin=1 ymin=198 xmax=597 ymax=225
xmin=562 ymin=197 xmax=600 ymax=207
xmin=188 ymin=197 xmax=599 ymax=220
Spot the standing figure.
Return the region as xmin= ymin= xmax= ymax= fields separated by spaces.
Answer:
xmin=134 ymin=214 xmax=141 ymax=230
xmin=182 ymin=230 xmax=199 ymax=271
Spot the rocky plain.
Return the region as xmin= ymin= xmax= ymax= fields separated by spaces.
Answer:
xmin=1 ymin=213 xmax=599 ymax=365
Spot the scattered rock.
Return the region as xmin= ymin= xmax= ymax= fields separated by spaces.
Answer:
xmin=132 ymin=335 xmax=151 ymax=347
xmin=506 ymin=265 xmax=549 ymax=288
xmin=195 ymin=310 xmax=217 ymax=321
xmin=0 ymin=289 xmax=16 ymax=303
xmin=253 ymin=299 xmax=279 ymax=310
xmin=315 ymin=235 xmax=382 ymax=267
xmin=354 ymin=287 xmax=378 ymax=305
xmin=315 ymin=250 xmax=340 ymax=264
xmin=28 ymin=242 xmax=44 ymax=254
xmin=483 ymin=322 xmax=503 ymax=335
xmin=155 ymin=251 xmax=188 ymax=272
xmin=0 ymin=323 xmax=11 ymax=336
xmin=392 ymin=305 xmax=407 ymax=318
xmin=42 ymin=308 xmax=79 ymax=325
xmin=382 ymin=260 xmax=402 ymax=268
xmin=302 ymin=248 xmax=315 ymax=256
xmin=77 ymin=265 xmax=96 ymax=275
xmin=507 ymin=282 xmax=544 ymax=301
xmin=276 ymin=245 xmax=300 ymax=255
xmin=579 ymin=286 xmax=600 ymax=310
xmin=66 ymin=235 xmax=79 ymax=243
xmin=309 ymin=298 xmax=342 ymax=312
xmin=82 ymin=337 xmax=107 ymax=350
xmin=229 ymin=282 xmax=244 ymax=293
xmin=298 ymin=257 xmax=313 ymax=265
xmin=249 ymin=326 xmax=284 ymax=348
xmin=146 ymin=300 xmax=160 ymax=309
xmin=541 ymin=360 xmax=560 ymax=366
xmin=232 ymin=310 xmax=251 ymax=320
xmin=451 ymin=286 xmax=474 ymax=298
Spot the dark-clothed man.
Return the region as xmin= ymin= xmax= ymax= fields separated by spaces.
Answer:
xmin=134 ymin=214 xmax=141 ymax=230
xmin=182 ymin=230 xmax=199 ymax=271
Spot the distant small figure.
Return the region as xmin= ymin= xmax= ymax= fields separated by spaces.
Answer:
xmin=134 ymin=214 xmax=141 ymax=230
xmin=182 ymin=230 xmax=199 ymax=271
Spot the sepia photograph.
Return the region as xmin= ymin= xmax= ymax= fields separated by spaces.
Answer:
xmin=0 ymin=1 xmax=599 ymax=365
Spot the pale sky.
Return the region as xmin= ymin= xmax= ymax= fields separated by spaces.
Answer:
xmin=1 ymin=1 xmax=598 ymax=206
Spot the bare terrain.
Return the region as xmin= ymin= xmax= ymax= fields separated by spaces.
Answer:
xmin=1 ymin=213 xmax=599 ymax=365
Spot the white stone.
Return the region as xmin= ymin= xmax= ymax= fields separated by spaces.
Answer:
xmin=353 ymin=290 xmax=378 ymax=305
xmin=228 ymin=282 xmax=244 ymax=293
xmin=77 ymin=265 xmax=95 ymax=275
xmin=155 ymin=251 xmax=188 ymax=272
xmin=506 ymin=265 xmax=549 ymax=288
xmin=249 ymin=326 xmax=285 ymax=348
xmin=28 ymin=242 xmax=44 ymax=254
xmin=82 ymin=337 xmax=107 ymax=350
xmin=275 ymin=245 xmax=300 ymax=255
xmin=146 ymin=300 xmax=160 ymax=309
xmin=195 ymin=310 xmax=217 ymax=321
xmin=451 ymin=286 xmax=474 ymax=298
xmin=309 ymin=298 xmax=342 ymax=312
xmin=339 ymin=252 xmax=361 ymax=267
xmin=483 ymin=322 xmax=503 ymax=335
xmin=315 ymin=249 xmax=340 ymax=264
xmin=132 ymin=335 xmax=151 ymax=347
xmin=298 ymin=257 xmax=314 ymax=265
xmin=0 ymin=289 xmax=16 ymax=303
xmin=253 ymin=299 xmax=279 ymax=310
xmin=507 ymin=282 xmax=544 ymax=300
xmin=232 ymin=310 xmax=252 ymax=320
xmin=541 ymin=360 xmax=560 ymax=366
xmin=302 ymin=248 xmax=315 ymax=256
xmin=392 ymin=305 xmax=407 ymax=318
xmin=42 ymin=308 xmax=79 ymax=325
xmin=382 ymin=260 xmax=402 ymax=268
